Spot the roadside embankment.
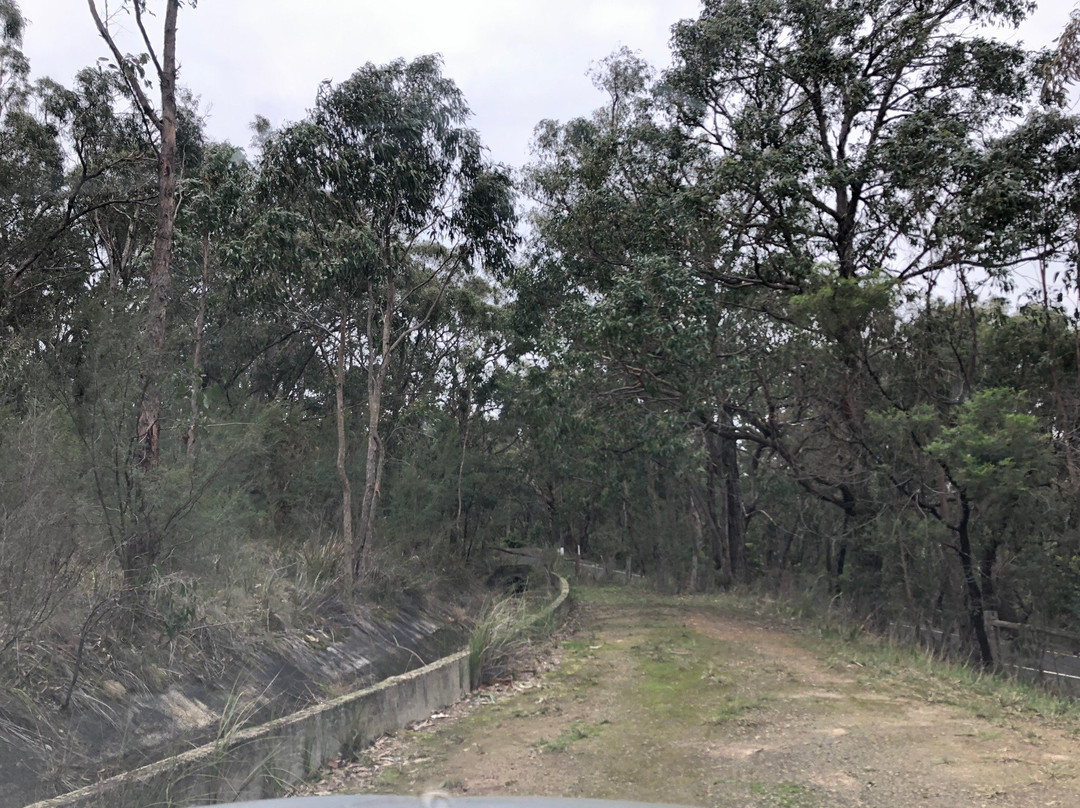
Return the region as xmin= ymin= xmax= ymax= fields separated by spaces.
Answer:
xmin=23 ymin=574 xmax=568 ymax=808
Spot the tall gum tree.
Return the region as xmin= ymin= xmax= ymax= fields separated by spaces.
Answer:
xmin=522 ymin=50 xmax=784 ymax=585
xmin=661 ymin=0 xmax=1080 ymax=663
xmin=0 ymin=0 xmax=27 ymax=121
xmin=87 ymin=0 xmax=185 ymax=474
xmin=176 ymin=143 xmax=253 ymax=458
xmin=254 ymin=56 xmax=516 ymax=582
xmin=524 ymin=0 xmax=1078 ymax=637
xmin=1 ymin=55 xmax=159 ymax=352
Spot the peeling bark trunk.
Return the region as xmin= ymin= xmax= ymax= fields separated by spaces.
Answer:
xmin=135 ymin=2 xmax=180 ymax=472
xmin=90 ymin=0 xmax=179 ymax=465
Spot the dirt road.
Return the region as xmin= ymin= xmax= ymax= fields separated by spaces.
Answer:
xmin=297 ymin=587 xmax=1080 ymax=807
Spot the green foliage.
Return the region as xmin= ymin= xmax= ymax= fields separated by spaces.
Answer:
xmin=252 ymin=55 xmax=516 ymax=306
xmin=153 ymin=575 xmax=200 ymax=642
xmin=3 ymin=0 xmax=1080 ymax=769
xmin=927 ymin=388 xmax=1053 ymax=500
xmin=515 ymin=0 xmax=1080 ymax=654
xmin=788 ymin=271 xmax=896 ymax=337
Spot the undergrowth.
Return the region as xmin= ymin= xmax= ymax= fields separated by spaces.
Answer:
xmin=468 ymin=585 xmax=560 ymax=688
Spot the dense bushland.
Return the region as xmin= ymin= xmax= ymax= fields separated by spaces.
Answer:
xmin=2 ymin=0 xmax=1080 ymax=731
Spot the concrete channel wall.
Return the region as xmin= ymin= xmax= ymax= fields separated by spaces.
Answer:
xmin=26 ymin=575 xmax=570 ymax=808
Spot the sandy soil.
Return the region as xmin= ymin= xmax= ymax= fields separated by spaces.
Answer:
xmin=294 ymin=589 xmax=1080 ymax=808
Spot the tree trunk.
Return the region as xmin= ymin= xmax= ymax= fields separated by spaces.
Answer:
xmin=88 ymin=0 xmax=180 ymax=589
xmin=139 ymin=2 xmax=179 ymax=472
xmin=453 ymin=381 xmax=472 ymax=549
xmin=687 ymin=482 xmax=706 ymax=591
xmin=955 ymin=493 xmax=994 ymax=668
xmin=1040 ymin=258 xmax=1079 ymax=492
xmin=87 ymin=0 xmax=180 ymax=469
xmin=546 ymin=482 xmax=563 ymax=550
xmin=355 ymin=278 xmax=393 ymax=580
xmin=334 ymin=306 xmax=354 ymax=566
xmin=835 ymin=542 xmax=848 ymax=590
xmin=979 ymin=540 xmax=998 ymax=610
xmin=719 ymin=410 xmax=748 ymax=584
xmin=835 ymin=186 xmax=857 ymax=280
xmin=830 ymin=486 xmax=856 ymax=594
xmin=356 ymin=358 xmax=382 ymax=579
xmin=185 ymin=232 xmax=210 ymax=458
xmin=704 ymin=427 xmax=735 ymax=585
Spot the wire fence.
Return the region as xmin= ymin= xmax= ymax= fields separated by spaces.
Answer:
xmin=895 ymin=613 xmax=1080 ymax=697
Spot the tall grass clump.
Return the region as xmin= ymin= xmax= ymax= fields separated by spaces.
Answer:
xmin=467 ymin=595 xmax=540 ymax=688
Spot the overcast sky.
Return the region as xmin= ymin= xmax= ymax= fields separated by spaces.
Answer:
xmin=15 ymin=1 xmax=1075 ymax=170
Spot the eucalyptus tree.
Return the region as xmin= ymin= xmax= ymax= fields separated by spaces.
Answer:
xmin=383 ymin=276 xmax=503 ymax=547
xmin=58 ymin=81 xmax=209 ymax=594
xmin=1 ymin=64 xmax=162 ymax=419
xmin=522 ymin=48 xmax=806 ymax=584
xmin=371 ymin=274 xmax=528 ymax=562
xmin=1044 ymin=4 xmax=1080 ymax=103
xmin=174 ymin=142 xmax=253 ymax=458
xmin=664 ymin=0 xmax=1074 ymax=474
xmin=253 ymin=56 xmax=516 ymax=580
xmin=0 ymin=0 xmax=27 ymax=120
xmin=69 ymin=68 xmax=159 ymax=294
xmin=0 ymin=79 xmax=81 ymax=357
xmin=664 ymin=0 xmax=1078 ymax=654
xmin=666 ymin=0 xmax=1065 ymax=284
xmin=87 ymin=0 xmax=186 ymax=472
xmin=856 ymin=299 xmax=1073 ymax=654
xmin=524 ymin=0 xmax=1079 ymax=625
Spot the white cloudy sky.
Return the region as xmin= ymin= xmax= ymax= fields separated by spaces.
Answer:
xmin=15 ymin=1 xmax=1075 ymax=169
